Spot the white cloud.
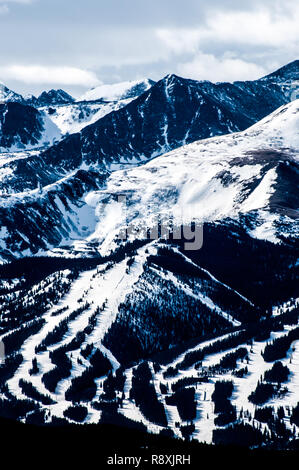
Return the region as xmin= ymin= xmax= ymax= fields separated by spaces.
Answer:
xmin=178 ymin=53 xmax=267 ymax=83
xmin=0 ymin=5 xmax=9 ymax=14
xmin=156 ymin=3 xmax=299 ymax=52
xmin=156 ymin=29 xmax=202 ymax=55
xmin=204 ymin=7 xmax=299 ymax=48
xmin=156 ymin=2 xmax=299 ymax=83
xmin=0 ymin=65 xmax=101 ymax=87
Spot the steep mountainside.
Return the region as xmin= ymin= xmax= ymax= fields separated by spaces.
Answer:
xmin=259 ymin=59 xmax=299 ymax=99
xmin=0 ymin=102 xmax=61 ymax=152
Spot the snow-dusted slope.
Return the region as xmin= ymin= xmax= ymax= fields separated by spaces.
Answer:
xmin=40 ymin=98 xmax=134 ymax=135
xmin=245 ymin=99 xmax=299 ymax=148
xmin=35 ymin=80 xmax=154 ymax=135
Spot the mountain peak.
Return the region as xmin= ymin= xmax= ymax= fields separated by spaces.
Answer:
xmin=78 ymin=78 xmax=154 ymax=102
xmin=164 ymin=73 xmax=184 ymax=84
xmin=36 ymin=89 xmax=75 ymax=106
xmin=261 ymin=59 xmax=299 ymax=81
xmin=0 ymin=83 xmax=24 ymax=103
xmin=156 ymin=74 xmax=187 ymax=96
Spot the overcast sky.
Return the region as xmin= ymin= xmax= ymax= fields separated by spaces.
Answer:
xmin=0 ymin=0 xmax=298 ymax=98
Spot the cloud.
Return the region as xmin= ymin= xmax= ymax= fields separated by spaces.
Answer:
xmin=156 ymin=29 xmax=202 ymax=55
xmin=204 ymin=6 xmax=299 ymax=48
xmin=177 ymin=53 xmax=267 ymax=82
xmin=0 ymin=65 xmax=101 ymax=87
xmin=155 ymin=2 xmax=299 ymax=83
xmin=0 ymin=4 xmax=9 ymax=14
xmin=0 ymin=0 xmax=297 ymax=95
xmin=156 ymin=3 xmax=299 ymax=53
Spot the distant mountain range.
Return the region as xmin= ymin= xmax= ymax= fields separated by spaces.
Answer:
xmin=0 ymin=61 xmax=298 ymax=153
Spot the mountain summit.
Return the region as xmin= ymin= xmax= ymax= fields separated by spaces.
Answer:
xmin=78 ymin=78 xmax=154 ymax=102
xmin=0 ymin=83 xmax=24 ymax=103
xmin=261 ymin=59 xmax=299 ymax=81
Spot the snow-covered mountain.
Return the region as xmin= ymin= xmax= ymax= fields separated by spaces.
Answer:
xmin=0 ymin=84 xmax=133 ymax=138
xmin=22 ymin=62 xmax=299 ymax=138
xmin=3 ymin=60 xmax=297 ymax=198
xmin=83 ymin=99 xmax=299 ymax=251
xmin=38 ymin=97 xmax=135 ymax=135
xmin=0 ymin=61 xmax=298 ymax=450
xmin=1 ymin=61 xmax=298 ymax=143
xmin=0 ymin=102 xmax=61 ymax=152
xmin=0 ymin=83 xmax=24 ymax=104
xmin=32 ymin=80 xmax=155 ymax=136
xmin=0 ymin=98 xmax=298 ymax=260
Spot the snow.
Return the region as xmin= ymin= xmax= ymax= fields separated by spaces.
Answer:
xmin=246 ymin=99 xmax=299 ymax=149
xmin=273 ymin=298 xmax=299 ymax=317
xmin=148 ymin=321 xmax=299 ymax=443
xmin=249 ymin=211 xmax=281 ymax=244
xmin=240 ymin=168 xmax=277 ymax=213
xmin=230 ymin=326 xmax=299 ymax=414
xmin=42 ymin=98 xmax=133 ymax=135
xmin=78 ymin=79 xmax=152 ymax=102
xmin=0 ymin=225 xmax=8 ymax=249
xmin=38 ymin=110 xmax=62 ymax=147
xmin=72 ymin=100 xmax=295 ymax=250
